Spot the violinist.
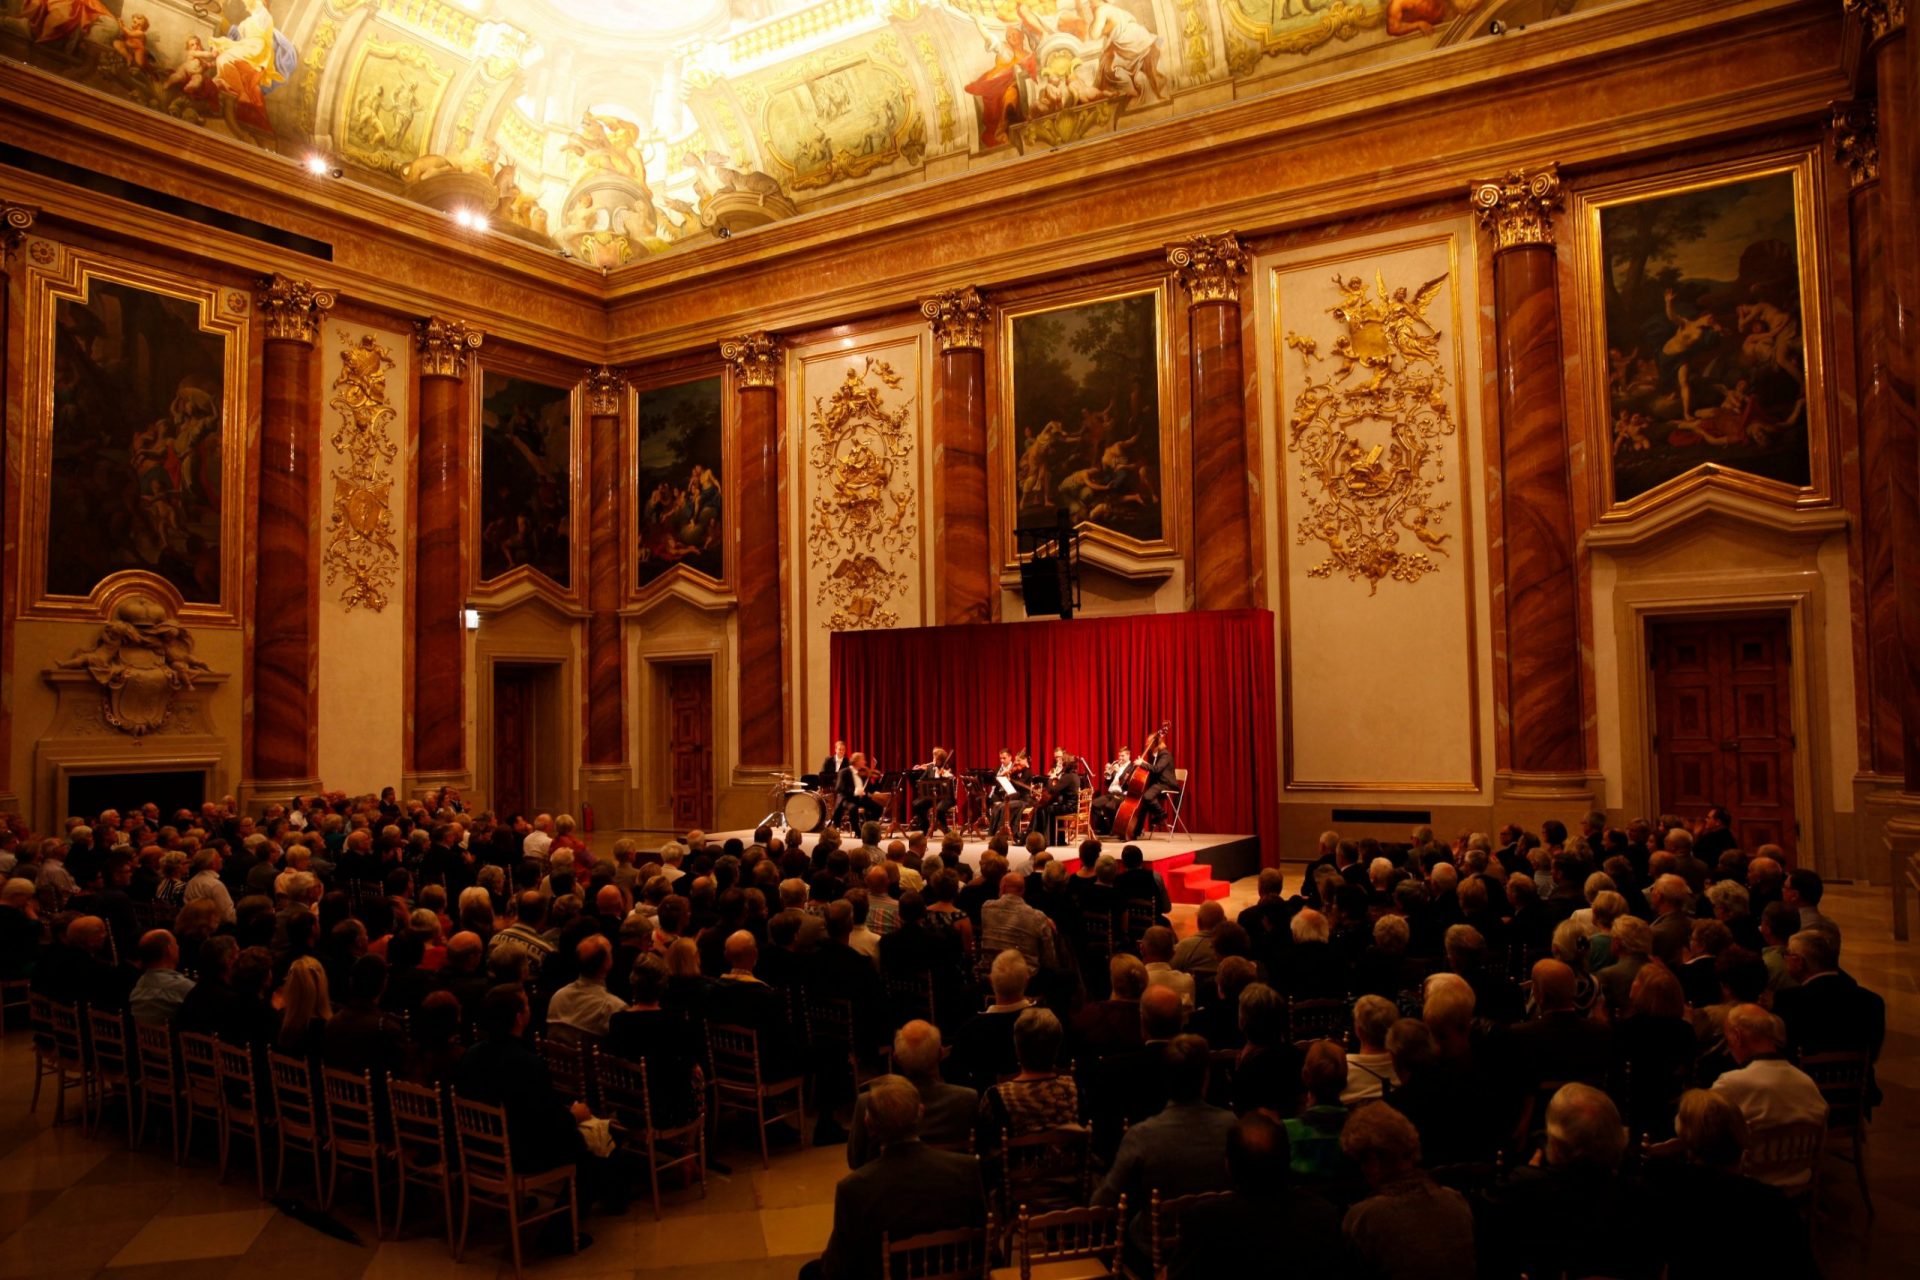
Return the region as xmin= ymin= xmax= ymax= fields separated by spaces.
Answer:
xmin=988 ymin=748 xmax=1029 ymax=837
xmin=1026 ymin=747 xmax=1084 ymax=846
xmin=835 ymin=751 xmax=886 ymax=827
xmin=910 ymin=747 xmax=957 ymax=833
xmin=1090 ymin=746 xmax=1132 ymax=836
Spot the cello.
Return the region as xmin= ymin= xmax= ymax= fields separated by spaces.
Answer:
xmin=1110 ymin=721 xmax=1170 ymax=841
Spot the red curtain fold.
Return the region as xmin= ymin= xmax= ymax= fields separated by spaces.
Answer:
xmin=830 ymin=608 xmax=1278 ymax=865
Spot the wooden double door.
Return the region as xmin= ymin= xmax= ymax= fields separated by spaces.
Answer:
xmin=1648 ymin=614 xmax=1798 ymax=860
xmin=666 ymin=663 xmax=713 ymax=831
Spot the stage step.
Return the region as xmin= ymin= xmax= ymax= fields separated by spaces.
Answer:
xmin=1167 ymin=860 xmax=1230 ymax=904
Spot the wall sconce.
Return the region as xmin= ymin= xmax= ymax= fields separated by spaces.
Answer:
xmin=463 ymin=608 xmax=481 ymax=632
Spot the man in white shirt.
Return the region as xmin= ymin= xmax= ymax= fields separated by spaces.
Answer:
xmin=545 ymin=935 xmax=627 ymax=1040
xmin=181 ymin=849 xmax=236 ymax=924
xmin=1711 ymin=1003 xmax=1826 ymax=1188
xmin=521 ymin=814 xmax=554 ymax=866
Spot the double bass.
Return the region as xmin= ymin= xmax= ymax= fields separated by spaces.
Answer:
xmin=1110 ymin=720 xmax=1170 ymax=841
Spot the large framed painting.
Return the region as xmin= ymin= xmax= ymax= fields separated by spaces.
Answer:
xmin=998 ymin=281 xmax=1176 ymax=567
xmin=1574 ymin=151 xmax=1831 ymax=517
xmin=17 ymin=250 xmax=248 ymax=622
xmin=474 ymin=367 xmax=579 ymax=593
xmin=633 ymin=373 xmax=726 ymax=591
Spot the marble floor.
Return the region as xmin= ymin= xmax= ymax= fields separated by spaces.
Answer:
xmin=0 ymin=880 xmax=1910 ymax=1279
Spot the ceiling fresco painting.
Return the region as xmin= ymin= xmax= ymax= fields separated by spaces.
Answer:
xmin=0 ymin=0 xmax=1602 ymax=266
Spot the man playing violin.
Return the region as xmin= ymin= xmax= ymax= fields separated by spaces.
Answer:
xmin=835 ymin=751 xmax=887 ymax=828
xmin=988 ymin=748 xmax=1029 ymax=837
xmin=1025 ymin=747 xmax=1084 ymax=847
xmin=910 ymin=747 xmax=957 ymax=834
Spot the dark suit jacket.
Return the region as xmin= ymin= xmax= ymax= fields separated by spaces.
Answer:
xmin=818 ymin=755 xmax=848 ymax=792
xmin=847 ymin=1077 xmax=976 ymax=1167
xmin=707 ymin=974 xmax=801 ymax=1078
xmin=606 ymin=1007 xmax=700 ymax=1123
xmin=1170 ymin=1188 xmax=1349 ymax=1280
xmin=454 ymin=1035 xmax=586 ymax=1173
xmin=1492 ymin=1010 xmax=1612 ymax=1092
xmin=1773 ymin=971 xmax=1887 ymax=1060
xmin=1476 ymin=1164 xmax=1660 ymax=1280
xmin=322 ymin=1002 xmax=407 ymax=1077
xmin=818 ymin=1140 xmax=986 ymax=1280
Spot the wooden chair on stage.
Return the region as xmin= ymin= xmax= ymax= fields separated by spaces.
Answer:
xmin=1055 ymin=789 xmax=1094 ymax=849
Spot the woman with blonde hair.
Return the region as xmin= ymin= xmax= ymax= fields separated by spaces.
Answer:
xmin=275 ymin=954 xmax=332 ymax=1059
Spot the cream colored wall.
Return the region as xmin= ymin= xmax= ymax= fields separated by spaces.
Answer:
xmin=316 ymin=323 xmax=410 ymax=797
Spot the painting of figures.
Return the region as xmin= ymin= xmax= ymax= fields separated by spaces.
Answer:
xmin=478 ymin=373 xmax=573 ymax=587
xmin=1010 ymin=290 xmax=1163 ymax=543
xmin=45 ymin=277 xmax=227 ymax=602
xmin=1598 ymin=169 xmax=1814 ymax=504
xmin=941 ymin=0 xmax=1167 ymax=149
xmin=635 ymin=375 xmax=726 ymax=588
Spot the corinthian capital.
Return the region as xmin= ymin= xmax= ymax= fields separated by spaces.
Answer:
xmin=1167 ymin=232 xmax=1250 ymax=305
xmin=1843 ymin=0 xmax=1906 ymax=43
xmin=414 ymin=316 xmax=484 ymax=380
xmin=256 ymin=273 xmax=336 ymax=345
xmin=720 ymin=331 xmax=780 ymax=388
xmin=1831 ymin=100 xmax=1880 ymax=189
xmin=1 ymin=197 xmax=38 ymax=261
xmin=584 ymin=365 xmax=628 ymax=416
xmin=1470 ymin=166 xmax=1564 ymax=253
xmin=920 ymin=286 xmax=988 ymax=352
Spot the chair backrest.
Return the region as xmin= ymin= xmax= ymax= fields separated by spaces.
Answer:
xmin=1122 ymin=900 xmax=1155 ymax=945
xmin=539 ymin=1033 xmax=592 ymax=1107
xmin=388 ymin=1077 xmax=451 ymax=1167
xmin=1286 ymin=996 xmax=1351 ymax=1044
xmin=593 ymin=1048 xmax=656 ymax=1132
xmin=178 ymin=1029 xmax=221 ymax=1101
xmin=27 ymin=991 xmax=55 ymax=1053
xmin=706 ymin=1022 xmax=764 ymax=1087
xmin=214 ymin=1040 xmax=260 ymax=1114
xmin=884 ymin=969 xmax=936 ymax=1025
xmin=1149 ymin=1188 xmax=1232 ymax=1274
xmin=1172 ymin=769 xmax=1188 ymax=789
xmin=48 ymin=999 xmax=86 ymax=1067
xmin=134 ymin=1021 xmax=177 ymax=1087
xmin=1015 ymin=1198 xmax=1124 ymax=1279
xmin=1741 ymin=1119 xmax=1825 ymax=1188
xmin=87 ymin=1008 xmax=130 ymax=1075
xmin=1003 ymin=1124 xmax=1092 ymax=1208
xmin=882 ymin=1224 xmax=991 ymax=1280
xmin=1799 ymin=1049 xmax=1871 ymax=1130
xmin=805 ymin=994 xmax=859 ymax=1047
xmin=451 ymin=1095 xmax=514 ymax=1188
xmin=321 ymin=1066 xmax=379 ymax=1149
xmin=268 ymin=1051 xmax=321 ymax=1130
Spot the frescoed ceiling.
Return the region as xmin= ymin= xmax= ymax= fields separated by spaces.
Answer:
xmin=0 ymin=0 xmax=1609 ymax=268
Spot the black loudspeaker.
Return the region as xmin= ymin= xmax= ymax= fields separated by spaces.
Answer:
xmin=1018 ymin=556 xmax=1063 ymax=618
xmin=1015 ymin=508 xmax=1079 ymax=620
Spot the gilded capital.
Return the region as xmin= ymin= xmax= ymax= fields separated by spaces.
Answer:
xmin=1831 ymin=100 xmax=1879 ymax=189
xmin=1470 ymin=165 xmax=1564 ymax=252
xmin=414 ymin=315 xmax=484 ymax=380
xmin=1 ymin=198 xmax=37 ymax=260
xmin=256 ymin=273 xmax=336 ymax=345
xmin=1166 ymin=232 xmax=1250 ymax=305
xmin=720 ymin=331 xmax=780 ymax=389
xmin=919 ymin=286 xmax=988 ymax=352
xmin=584 ymin=365 xmax=627 ymax=416
xmin=1843 ymin=0 xmax=1906 ymax=42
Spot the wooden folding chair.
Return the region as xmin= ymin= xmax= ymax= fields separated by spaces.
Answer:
xmin=0 ymin=977 xmax=31 ymax=1035
xmin=807 ymin=994 xmax=892 ymax=1099
xmin=322 ymin=1066 xmax=391 ymax=1235
xmin=1000 ymin=1124 xmax=1092 ymax=1224
xmin=1121 ymin=901 xmax=1156 ymax=951
xmin=1741 ymin=1119 xmax=1825 ymax=1206
xmin=1285 ymin=996 xmax=1351 ymax=1046
xmin=46 ymin=998 xmax=90 ymax=1127
xmin=177 ymin=1029 xmax=225 ymax=1163
xmin=1801 ymin=1049 xmax=1876 ymax=1216
xmin=132 ymin=1022 xmax=183 ymax=1161
xmin=84 ymin=1007 xmax=135 ymax=1140
xmin=214 ymin=1039 xmax=268 ymax=1196
xmin=388 ymin=1078 xmax=457 ymax=1246
xmin=538 ymin=1032 xmax=595 ymax=1111
xmin=451 ymin=1095 xmax=579 ymax=1279
xmin=706 ymin=1021 xmax=806 ymax=1169
xmin=594 ymin=1048 xmax=707 ymax=1220
xmin=885 ymin=969 xmax=938 ymax=1029
xmin=997 ymin=1198 xmax=1124 ymax=1280
xmin=1146 ymin=1188 xmax=1232 ymax=1280
xmin=884 ymin=1223 xmax=994 ymax=1280
xmin=267 ymin=1051 xmax=327 ymax=1198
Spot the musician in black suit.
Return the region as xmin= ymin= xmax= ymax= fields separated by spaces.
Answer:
xmin=1026 ymin=748 xmax=1084 ymax=847
xmin=988 ymin=749 xmax=1031 ymax=837
xmin=910 ymin=748 xmax=958 ymax=834
xmin=815 ymin=740 xmax=849 ymax=793
xmin=1090 ymin=747 xmax=1133 ymax=836
xmin=1140 ymin=733 xmax=1178 ymax=825
xmin=835 ymin=752 xmax=886 ymax=828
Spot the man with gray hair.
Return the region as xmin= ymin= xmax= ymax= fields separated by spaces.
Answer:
xmin=1476 ymin=1084 xmax=1643 ymax=1279
xmin=1712 ymin=1003 xmax=1826 ymax=1188
xmin=809 ymin=1074 xmax=986 ymax=1280
xmin=847 ymin=1020 xmax=976 ymax=1167
xmin=1647 ymin=872 xmax=1694 ymax=964
xmin=546 ymin=934 xmax=626 ymax=1039
xmin=1774 ymin=928 xmax=1887 ymax=1062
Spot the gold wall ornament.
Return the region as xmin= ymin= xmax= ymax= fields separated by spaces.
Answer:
xmin=413 ymin=316 xmax=483 ymax=379
xmin=2 ymin=198 xmax=38 ymax=259
xmin=324 ymin=332 xmax=402 ymax=612
xmin=1470 ymin=166 xmax=1564 ymax=252
xmin=806 ymin=356 xmax=917 ymax=629
xmin=55 ymin=595 xmax=212 ymax=736
xmin=1167 ymin=232 xmax=1250 ymax=305
xmin=256 ymin=273 xmax=336 ymax=345
xmin=1283 ymin=271 xmax=1457 ymax=593
xmin=584 ymin=365 xmax=627 ymax=416
xmin=1830 ymin=100 xmax=1879 ymax=189
xmin=720 ymin=331 xmax=781 ymax=388
xmin=1843 ymin=0 xmax=1907 ymax=42
xmin=920 ymin=286 xmax=987 ymax=353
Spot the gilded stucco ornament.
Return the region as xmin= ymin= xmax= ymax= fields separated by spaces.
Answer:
xmin=1831 ymin=100 xmax=1879 ymax=189
xmin=720 ymin=331 xmax=781 ymax=388
xmin=585 ymin=365 xmax=627 ymax=416
xmin=1167 ymin=232 xmax=1250 ymax=305
xmin=413 ymin=315 xmax=484 ymax=379
xmin=807 ymin=357 xmax=916 ymax=630
xmin=1470 ymin=165 xmax=1563 ymax=252
xmin=256 ymin=273 xmax=336 ymax=345
xmin=1843 ymin=0 xmax=1907 ymax=42
xmin=920 ymin=286 xmax=987 ymax=353
xmin=56 ymin=596 xmax=212 ymax=736
xmin=1283 ymin=271 xmax=1456 ymax=593
xmin=0 ymin=198 xmax=37 ymax=260
xmin=324 ymin=333 xmax=401 ymax=612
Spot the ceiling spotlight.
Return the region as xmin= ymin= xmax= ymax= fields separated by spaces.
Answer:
xmin=304 ymin=154 xmax=341 ymax=178
xmin=451 ymin=207 xmax=489 ymax=232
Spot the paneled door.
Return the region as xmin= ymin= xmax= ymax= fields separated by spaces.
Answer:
xmin=1648 ymin=615 xmax=1797 ymax=860
xmin=668 ymin=664 xmax=713 ymax=831
xmin=492 ymin=665 xmax=535 ymax=821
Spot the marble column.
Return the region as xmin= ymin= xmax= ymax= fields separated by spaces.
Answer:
xmin=0 ymin=199 xmax=36 ymax=814
xmin=411 ymin=317 xmax=482 ymax=789
xmin=1169 ymin=233 xmax=1253 ymax=610
xmin=722 ymin=332 xmax=785 ymax=767
xmin=1471 ymin=167 xmax=1590 ymax=799
xmin=921 ymin=287 xmax=992 ymax=624
xmin=247 ymin=274 xmax=334 ymax=803
xmin=582 ymin=365 xmax=631 ymax=826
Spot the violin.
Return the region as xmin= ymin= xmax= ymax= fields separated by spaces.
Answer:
xmin=1111 ymin=720 xmax=1170 ymax=841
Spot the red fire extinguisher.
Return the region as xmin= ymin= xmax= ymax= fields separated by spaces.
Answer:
xmin=582 ymin=802 xmax=595 ymax=835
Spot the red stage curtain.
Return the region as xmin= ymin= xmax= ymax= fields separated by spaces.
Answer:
xmin=830 ymin=609 xmax=1278 ymax=863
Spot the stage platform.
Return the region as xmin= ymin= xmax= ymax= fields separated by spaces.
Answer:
xmin=709 ymin=828 xmax=1257 ymax=905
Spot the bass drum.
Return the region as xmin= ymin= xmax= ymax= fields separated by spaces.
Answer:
xmin=783 ymin=790 xmax=827 ymax=834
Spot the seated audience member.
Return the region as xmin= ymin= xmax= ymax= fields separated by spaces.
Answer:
xmin=1090 ymin=985 xmax=1186 ymax=1150
xmin=436 ymin=931 xmax=492 ymax=1021
xmin=1138 ymin=925 xmax=1194 ymax=1007
xmin=1193 ymin=954 xmax=1258 ymax=1050
xmin=1286 ymin=1039 xmax=1356 ymax=1183
xmin=1383 ymin=1017 xmax=1499 ymax=1166
xmin=1773 ymin=928 xmax=1887 ymax=1061
xmin=1343 ymin=995 xmax=1401 ymax=1103
xmin=807 ymin=1074 xmax=987 ymax=1280
xmin=1171 ymin=900 xmax=1226 ymax=986
xmin=978 ymin=1006 xmax=1078 ymax=1149
xmin=1782 ymin=868 xmax=1838 ymax=938
xmin=1612 ymin=965 xmax=1697 ymax=1137
xmin=129 ymin=928 xmax=196 ymax=1026
xmin=321 ymin=954 xmax=406 ymax=1077
xmin=1444 ymin=924 xmax=1524 ymax=1025
xmin=175 ymin=936 xmax=242 ymax=1035
xmin=547 ymin=934 xmax=626 ymax=1041
xmin=1353 ymin=914 xmax=1418 ymax=1000
xmin=1282 ymin=907 xmax=1345 ymax=998
xmin=1095 ymin=1035 xmax=1235 ymax=1261
xmin=273 ymin=954 xmax=331 ymax=1060
xmin=1710 ymin=1004 xmax=1827 ymax=1189
xmin=848 ymin=1019 xmax=975 ymax=1168
xmin=1595 ymin=915 xmax=1653 ymax=1016
xmin=1170 ymin=1114 xmax=1349 ymax=1280
xmin=1494 ymin=958 xmax=1611 ymax=1096
xmin=949 ymin=950 xmax=1035 ymax=1090
xmin=1479 ymin=1084 xmax=1652 ymax=1280
xmin=32 ymin=915 xmax=132 ymax=1010
xmin=1072 ymin=953 xmax=1148 ymax=1065
xmin=707 ymin=929 xmax=802 ymax=1083
xmin=400 ymin=989 xmax=466 ymax=1085
xmin=1644 ymin=1090 xmax=1815 ymax=1279
xmin=978 ymin=872 xmax=1060 ymax=976
xmin=1339 ymin=1102 xmax=1476 ymax=1280
xmin=606 ymin=953 xmax=698 ymax=1121
xmin=1232 ymin=982 xmax=1301 ymax=1118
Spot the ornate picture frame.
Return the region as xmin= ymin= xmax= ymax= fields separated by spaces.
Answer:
xmin=628 ymin=365 xmax=732 ymax=601
xmin=466 ymin=356 xmax=586 ymax=607
xmin=1569 ymin=148 xmax=1833 ymax=521
xmin=995 ymin=277 xmax=1179 ymax=575
xmin=15 ymin=246 xmax=250 ymax=626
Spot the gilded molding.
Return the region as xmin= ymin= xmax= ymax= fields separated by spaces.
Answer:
xmin=413 ymin=315 xmax=484 ymax=380
xmin=256 ymin=273 xmax=336 ymax=345
xmin=720 ymin=331 xmax=781 ymax=388
xmin=1 ymin=198 xmax=37 ymax=261
xmin=1470 ymin=165 xmax=1564 ymax=252
xmin=1830 ymin=100 xmax=1879 ymax=189
xmin=807 ymin=357 xmax=917 ymax=630
xmin=919 ymin=286 xmax=988 ymax=353
xmin=584 ymin=364 xmax=627 ymax=416
xmin=1167 ymin=232 xmax=1250 ymax=305
xmin=324 ymin=332 xmax=402 ymax=612
xmin=1843 ymin=0 xmax=1906 ymax=42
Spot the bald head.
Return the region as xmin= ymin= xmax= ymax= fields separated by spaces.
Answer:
xmin=999 ymin=872 xmax=1026 ymax=898
xmin=66 ymin=916 xmax=107 ymax=953
xmin=723 ymin=929 xmax=759 ymax=971
xmin=1530 ymin=958 xmax=1577 ymax=1012
xmin=1140 ymin=984 xmax=1185 ymax=1039
xmin=892 ymin=1019 xmax=944 ymax=1079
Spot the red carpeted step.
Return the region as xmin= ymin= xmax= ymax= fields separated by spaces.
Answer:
xmin=1168 ymin=861 xmax=1229 ymax=904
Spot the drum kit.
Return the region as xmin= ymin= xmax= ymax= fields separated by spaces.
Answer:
xmin=759 ymin=764 xmax=997 ymax=838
